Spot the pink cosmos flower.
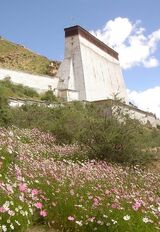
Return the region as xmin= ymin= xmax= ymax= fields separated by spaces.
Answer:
xmin=6 ymin=184 xmax=13 ymax=193
xmin=111 ymin=203 xmax=119 ymax=209
xmin=19 ymin=183 xmax=27 ymax=192
xmin=68 ymin=216 xmax=75 ymax=221
xmin=34 ymin=202 xmax=42 ymax=209
xmin=31 ymin=189 xmax=38 ymax=195
xmin=40 ymin=210 xmax=47 ymax=217
xmin=93 ymin=197 xmax=100 ymax=207
xmin=0 ymin=207 xmax=6 ymax=213
xmin=132 ymin=201 xmax=142 ymax=211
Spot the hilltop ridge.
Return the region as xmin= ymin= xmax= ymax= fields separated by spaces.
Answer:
xmin=0 ymin=36 xmax=60 ymax=76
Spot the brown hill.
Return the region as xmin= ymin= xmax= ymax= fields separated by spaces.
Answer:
xmin=0 ymin=36 xmax=60 ymax=76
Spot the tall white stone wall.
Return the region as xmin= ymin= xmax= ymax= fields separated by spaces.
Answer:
xmin=0 ymin=68 xmax=59 ymax=94
xmin=57 ymin=29 xmax=128 ymax=103
xmin=79 ymin=36 xmax=128 ymax=102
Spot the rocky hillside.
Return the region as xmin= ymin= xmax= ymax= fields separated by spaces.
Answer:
xmin=0 ymin=36 xmax=60 ymax=76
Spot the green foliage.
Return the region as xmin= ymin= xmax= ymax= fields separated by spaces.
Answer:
xmin=49 ymin=102 xmax=88 ymax=144
xmin=40 ymin=90 xmax=58 ymax=103
xmin=0 ymin=78 xmax=39 ymax=99
xmin=78 ymin=115 xmax=155 ymax=164
xmin=0 ymin=83 xmax=13 ymax=127
xmin=0 ymin=148 xmax=14 ymax=178
xmin=0 ymin=107 xmax=13 ymax=127
xmin=0 ymin=85 xmax=8 ymax=107
xmin=0 ymin=99 xmax=160 ymax=165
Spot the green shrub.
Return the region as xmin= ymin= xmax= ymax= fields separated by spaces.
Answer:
xmin=0 ymin=108 xmax=13 ymax=127
xmin=78 ymin=115 xmax=155 ymax=164
xmin=10 ymin=102 xmax=87 ymax=144
xmin=0 ymin=78 xmax=39 ymax=99
xmin=40 ymin=90 xmax=58 ymax=103
xmin=0 ymin=100 xmax=159 ymax=165
xmin=49 ymin=102 xmax=88 ymax=144
xmin=0 ymin=86 xmax=8 ymax=108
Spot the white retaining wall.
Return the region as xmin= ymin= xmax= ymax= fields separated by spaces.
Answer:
xmin=112 ymin=105 xmax=160 ymax=128
xmin=0 ymin=68 xmax=59 ymax=94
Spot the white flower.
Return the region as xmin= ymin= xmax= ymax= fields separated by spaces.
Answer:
xmin=18 ymin=205 xmax=22 ymax=210
xmin=3 ymin=201 xmax=10 ymax=211
xmin=111 ymin=219 xmax=117 ymax=224
xmin=25 ymin=211 xmax=28 ymax=216
xmin=123 ymin=215 xmax=130 ymax=221
xmin=75 ymin=220 xmax=83 ymax=226
xmin=29 ymin=207 xmax=33 ymax=214
xmin=9 ymin=131 xmax=13 ymax=136
xmin=15 ymin=220 xmax=21 ymax=226
xmin=7 ymin=148 xmax=12 ymax=154
xmin=8 ymin=210 xmax=15 ymax=216
xmin=10 ymin=201 xmax=14 ymax=206
xmin=10 ymin=224 xmax=14 ymax=230
xmin=97 ymin=220 xmax=104 ymax=225
xmin=20 ymin=210 xmax=25 ymax=216
xmin=2 ymin=225 xmax=7 ymax=232
xmin=143 ymin=217 xmax=149 ymax=223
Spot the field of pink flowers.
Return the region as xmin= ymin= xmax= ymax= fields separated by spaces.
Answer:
xmin=0 ymin=127 xmax=160 ymax=231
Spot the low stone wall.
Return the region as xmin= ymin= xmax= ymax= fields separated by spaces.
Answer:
xmin=7 ymin=98 xmax=160 ymax=128
xmin=8 ymin=98 xmax=47 ymax=107
xmin=112 ymin=105 xmax=160 ymax=128
xmin=8 ymin=97 xmax=63 ymax=108
xmin=93 ymin=100 xmax=160 ymax=128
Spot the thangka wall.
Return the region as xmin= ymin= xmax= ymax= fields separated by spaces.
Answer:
xmin=57 ymin=25 xmax=128 ymax=104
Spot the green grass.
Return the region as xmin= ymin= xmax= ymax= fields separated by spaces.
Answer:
xmin=0 ymin=78 xmax=40 ymax=100
xmin=0 ymin=79 xmax=60 ymax=103
xmin=0 ymin=37 xmax=60 ymax=76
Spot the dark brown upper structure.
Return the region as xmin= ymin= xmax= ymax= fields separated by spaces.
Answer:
xmin=64 ymin=25 xmax=119 ymax=60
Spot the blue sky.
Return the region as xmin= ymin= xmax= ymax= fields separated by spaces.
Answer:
xmin=0 ymin=0 xmax=160 ymax=117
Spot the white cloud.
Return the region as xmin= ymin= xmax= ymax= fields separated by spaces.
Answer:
xmin=91 ymin=17 xmax=160 ymax=69
xmin=143 ymin=57 xmax=159 ymax=68
xmin=127 ymin=87 xmax=160 ymax=118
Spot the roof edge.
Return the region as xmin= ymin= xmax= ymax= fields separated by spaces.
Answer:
xmin=64 ymin=25 xmax=119 ymax=60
